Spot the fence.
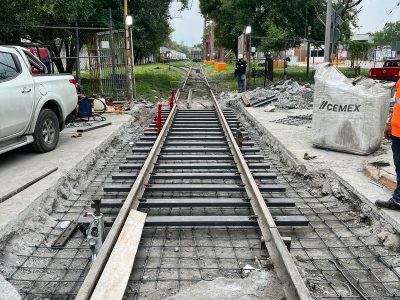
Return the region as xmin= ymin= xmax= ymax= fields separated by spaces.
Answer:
xmin=0 ymin=14 xmax=132 ymax=100
xmin=87 ymin=29 xmax=127 ymax=100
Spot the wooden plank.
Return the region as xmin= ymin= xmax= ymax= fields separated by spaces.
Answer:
xmin=90 ymin=210 xmax=146 ymax=300
xmin=76 ymin=101 xmax=178 ymax=300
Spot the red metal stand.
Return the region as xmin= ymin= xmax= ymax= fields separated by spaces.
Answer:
xmin=169 ymin=88 xmax=175 ymax=110
xmin=156 ymin=103 xmax=162 ymax=135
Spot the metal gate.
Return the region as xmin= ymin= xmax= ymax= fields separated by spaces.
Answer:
xmin=88 ymin=30 xmax=127 ymax=100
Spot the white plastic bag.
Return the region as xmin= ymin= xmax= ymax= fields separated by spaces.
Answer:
xmin=312 ymin=64 xmax=394 ymax=155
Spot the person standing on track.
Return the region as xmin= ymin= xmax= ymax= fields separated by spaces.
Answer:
xmin=376 ymin=79 xmax=400 ymax=210
xmin=235 ymin=54 xmax=247 ymax=93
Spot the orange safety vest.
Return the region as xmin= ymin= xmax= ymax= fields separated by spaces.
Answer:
xmin=391 ymin=79 xmax=400 ymax=137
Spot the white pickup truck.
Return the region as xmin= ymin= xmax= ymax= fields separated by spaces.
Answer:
xmin=0 ymin=46 xmax=78 ymax=154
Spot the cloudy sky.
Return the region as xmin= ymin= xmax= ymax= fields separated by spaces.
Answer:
xmin=169 ymin=0 xmax=400 ymax=46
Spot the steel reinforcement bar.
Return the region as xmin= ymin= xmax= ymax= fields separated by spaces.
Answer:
xmin=75 ymin=67 xmax=192 ymax=300
xmin=200 ymin=66 xmax=311 ymax=300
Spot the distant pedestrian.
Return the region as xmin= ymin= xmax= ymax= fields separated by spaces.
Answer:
xmin=235 ymin=54 xmax=247 ymax=93
xmin=376 ymin=78 xmax=400 ymax=210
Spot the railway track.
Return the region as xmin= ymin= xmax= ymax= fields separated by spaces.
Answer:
xmin=76 ymin=65 xmax=310 ymax=299
xmin=4 ymin=65 xmax=400 ymax=300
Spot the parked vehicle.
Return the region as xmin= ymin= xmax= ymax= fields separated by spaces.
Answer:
xmin=369 ymin=59 xmax=400 ymax=81
xmin=27 ymin=46 xmax=53 ymax=74
xmin=0 ymin=46 xmax=78 ymax=154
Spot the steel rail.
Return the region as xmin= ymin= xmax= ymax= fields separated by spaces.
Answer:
xmin=199 ymin=65 xmax=311 ymax=300
xmin=181 ymin=66 xmax=192 ymax=92
xmin=75 ymin=69 xmax=192 ymax=299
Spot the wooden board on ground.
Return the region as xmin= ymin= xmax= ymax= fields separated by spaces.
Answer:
xmin=90 ymin=210 xmax=146 ymax=300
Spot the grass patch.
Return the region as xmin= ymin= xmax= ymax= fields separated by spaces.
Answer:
xmin=81 ymin=63 xmax=186 ymax=101
xmin=135 ymin=63 xmax=186 ymax=100
xmin=203 ymin=62 xmax=371 ymax=92
xmin=169 ymin=60 xmax=192 ymax=68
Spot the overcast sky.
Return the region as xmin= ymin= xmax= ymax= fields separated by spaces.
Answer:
xmin=169 ymin=0 xmax=400 ymax=46
xmin=169 ymin=0 xmax=203 ymax=47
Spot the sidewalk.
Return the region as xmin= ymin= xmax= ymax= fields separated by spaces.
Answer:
xmin=238 ymin=106 xmax=400 ymax=232
xmin=0 ymin=113 xmax=132 ymax=239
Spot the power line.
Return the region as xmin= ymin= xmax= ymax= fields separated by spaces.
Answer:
xmin=378 ymin=0 xmax=400 ymax=28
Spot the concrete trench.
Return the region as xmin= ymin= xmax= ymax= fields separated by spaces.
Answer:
xmin=227 ymin=97 xmax=400 ymax=299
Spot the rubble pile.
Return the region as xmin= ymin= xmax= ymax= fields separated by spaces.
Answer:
xmin=248 ymin=79 xmax=314 ymax=109
xmin=220 ymin=79 xmax=314 ymax=109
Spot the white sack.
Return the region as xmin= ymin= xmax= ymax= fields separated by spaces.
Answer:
xmin=312 ymin=64 xmax=394 ymax=155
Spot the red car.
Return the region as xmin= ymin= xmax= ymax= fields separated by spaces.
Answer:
xmin=370 ymin=59 xmax=400 ymax=81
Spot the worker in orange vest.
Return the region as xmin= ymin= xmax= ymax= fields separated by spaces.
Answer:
xmin=376 ymin=79 xmax=400 ymax=210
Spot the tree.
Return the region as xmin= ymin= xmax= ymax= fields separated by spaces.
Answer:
xmin=373 ymin=21 xmax=400 ymax=46
xmin=346 ymin=40 xmax=372 ymax=66
xmin=199 ymin=0 xmax=364 ymax=54
xmin=0 ymin=0 xmax=188 ymax=72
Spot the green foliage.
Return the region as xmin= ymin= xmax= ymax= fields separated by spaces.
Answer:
xmin=199 ymin=0 xmax=363 ymax=54
xmin=0 ymin=0 xmax=188 ymax=72
xmin=259 ymin=24 xmax=289 ymax=53
xmin=346 ymin=40 xmax=372 ymax=54
xmin=344 ymin=40 xmax=372 ymax=64
xmin=373 ymin=21 xmax=400 ymax=46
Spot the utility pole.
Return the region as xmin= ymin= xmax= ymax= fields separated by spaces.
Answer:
xmin=324 ymin=0 xmax=332 ymax=62
xmin=124 ymin=0 xmax=134 ymax=101
xmin=75 ymin=21 xmax=81 ymax=85
xmin=306 ymin=26 xmax=311 ymax=76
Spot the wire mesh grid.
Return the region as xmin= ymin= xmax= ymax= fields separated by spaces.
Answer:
xmin=251 ymin=136 xmax=400 ymax=300
xmin=1 ymin=108 xmax=399 ymax=300
xmin=0 ymin=142 xmax=133 ymax=300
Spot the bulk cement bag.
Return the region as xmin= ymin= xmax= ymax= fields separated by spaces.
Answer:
xmin=312 ymin=64 xmax=394 ymax=155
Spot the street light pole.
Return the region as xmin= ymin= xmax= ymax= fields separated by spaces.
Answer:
xmin=324 ymin=0 xmax=332 ymax=62
xmin=245 ymin=26 xmax=251 ymax=91
xmin=306 ymin=26 xmax=311 ymax=76
xmin=124 ymin=0 xmax=134 ymax=102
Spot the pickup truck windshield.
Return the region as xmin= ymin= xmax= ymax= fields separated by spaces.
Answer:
xmin=0 ymin=52 xmax=20 ymax=80
xmin=384 ymin=61 xmax=400 ymax=67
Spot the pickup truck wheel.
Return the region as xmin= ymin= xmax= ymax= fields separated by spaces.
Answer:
xmin=31 ymin=109 xmax=60 ymax=153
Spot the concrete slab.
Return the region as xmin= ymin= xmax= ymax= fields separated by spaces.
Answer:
xmin=239 ymin=106 xmax=400 ymax=232
xmin=0 ymin=113 xmax=132 ymax=239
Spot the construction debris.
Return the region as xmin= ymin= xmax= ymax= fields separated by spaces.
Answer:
xmin=303 ymin=153 xmax=317 ymax=160
xmin=272 ymin=114 xmax=313 ymax=126
xmin=264 ymin=105 xmax=276 ymax=112
xmin=220 ymin=79 xmax=314 ymax=109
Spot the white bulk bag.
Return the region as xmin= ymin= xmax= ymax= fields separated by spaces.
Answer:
xmin=312 ymin=64 xmax=394 ymax=155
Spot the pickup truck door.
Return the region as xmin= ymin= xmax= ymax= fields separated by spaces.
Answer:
xmin=0 ymin=51 xmax=35 ymax=140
